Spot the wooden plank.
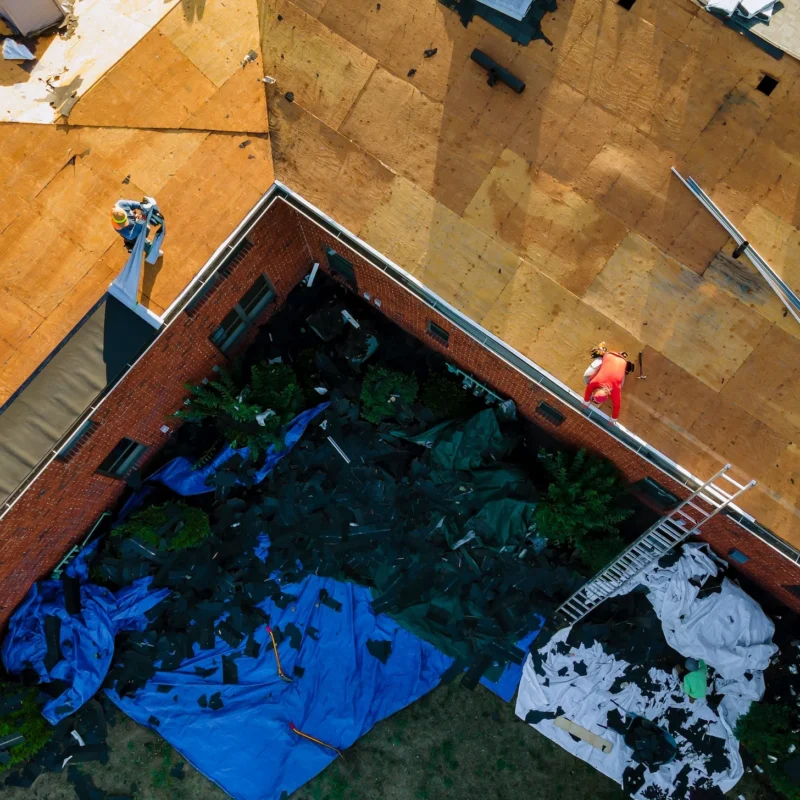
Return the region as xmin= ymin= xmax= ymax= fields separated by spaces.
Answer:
xmin=583 ymin=233 xmax=771 ymax=390
xmin=70 ymin=29 xmax=217 ymax=129
xmin=159 ymin=0 xmax=260 ymax=87
xmin=553 ymin=717 xmax=613 ymax=753
xmin=269 ymin=94 xmax=394 ymax=236
xmin=259 ymin=0 xmax=377 ymax=130
xmin=463 ymin=149 xmax=628 ymax=295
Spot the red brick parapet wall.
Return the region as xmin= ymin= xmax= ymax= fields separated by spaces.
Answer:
xmin=0 ymin=197 xmax=798 ymax=628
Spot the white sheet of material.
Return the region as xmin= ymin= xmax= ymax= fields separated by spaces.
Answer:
xmin=517 ymin=545 xmax=777 ymax=798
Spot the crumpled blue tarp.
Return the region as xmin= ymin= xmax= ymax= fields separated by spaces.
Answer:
xmin=108 ymin=573 xmax=452 ymax=800
xmin=3 ymin=39 xmax=35 ymax=60
xmin=1 ymin=541 xmax=169 ymax=725
xmin=151 ymin=402 xmax=329 ymax=496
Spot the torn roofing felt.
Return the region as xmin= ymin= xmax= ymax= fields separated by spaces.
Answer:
xmin=0 ymin=295 xmax=157 ymax=503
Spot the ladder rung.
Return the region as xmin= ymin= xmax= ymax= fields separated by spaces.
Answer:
xmin=695 ymin=492 xmax=722 ymax=509
xmin=705 ymin=484 xmax=733 ymax=503
xmin=719 ymin=473 xmax=747 ymax=490
xmin=685 ymin=501 xmax=709 ymax=516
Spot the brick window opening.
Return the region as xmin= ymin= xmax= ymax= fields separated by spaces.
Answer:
xmin=728 ymin=548 xmax=750 ymax=564
xmin=185 ymin=238 xmax=254 ymax=318
xmin=97 ymin=438 xmax=148 ymax=479
xmin=757 ymin=74 xmax=779 ymax=96
xmin=427 ymin=320 xmax=450 ymax=346
xmin=210 ymin=274 xmax=275 ymax=353
xmin=58 ymin=419 xmax=99 ymax=463
xmin=536 ymin=401 xmax=565 ymax=426
xmin=326 ymin=248 xmax=357 ymax=288
xmin=618 ymin=0 xmax=636 ymax=10
xmin=634 ymin=477 xmax=679 ymax=509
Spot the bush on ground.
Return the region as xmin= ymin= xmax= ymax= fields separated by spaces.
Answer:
xmin=360 ymin=366 xmax=418 ymax=424
xmin=735 ymin=703 xmax=800 ymax=800
xmin=175 ymin=364 xmax=304 ymax=458
xmin=0 ymin=682 xmax=51 ymax=772
xmin=420 ymin=372 xmax=482 ymax=421
xmin=534 ymin=448 xmax=631 ymax=572
xmin=113 ymin=502 xmax=211 ymax=551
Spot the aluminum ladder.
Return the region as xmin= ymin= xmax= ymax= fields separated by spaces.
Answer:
xmin=556 ymin=465 xmax=755 ymax=627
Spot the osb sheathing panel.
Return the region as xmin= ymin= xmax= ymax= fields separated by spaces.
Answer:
xmin=463 ymin=149 xmax=628 ymax=295
xmin=182 ymin=67 xmax=269 ymax=133
xmin=70 ymin=29 xmax=217 ymax=129
xmin=339 ymin=67 xmax=506 ymax=216
xmin=145 ymin=133 xmax=275 ymax=310
xmin=260 ymin=0 xmax=377 ymax=130
xmin=159 ymin=0 xmax=262 ymax=87
xmin=583 ymin=233 xmax=771 ymax=390
xmin=722 ymin=326 xmax=800 ymax=443
xmin=269 ymin=94 xmax=394 ymax=235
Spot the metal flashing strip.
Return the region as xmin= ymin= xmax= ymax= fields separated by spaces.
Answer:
xmin=2 ymin=181 xmax=798 ymax=572
xmin=672 ymin=166 xmax=800 ymax=325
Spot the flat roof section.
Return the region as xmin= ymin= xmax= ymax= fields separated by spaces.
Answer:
xmin=0 ymin=295 xmax=157 ymax=504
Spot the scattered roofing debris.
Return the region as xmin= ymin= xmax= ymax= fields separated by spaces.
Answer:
xmin=439 ymin=0 xmax=557 ymax=45
xmin=519 ymin=545 xmax=778 ymax=798
xmin=2 ymin=39 xmax=34 ymax=60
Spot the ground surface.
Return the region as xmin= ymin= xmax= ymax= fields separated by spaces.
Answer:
xmin=1 ymin=0 xmax=800 ymax=546
xmin=1 ymin=683 xmax=777 ymax=800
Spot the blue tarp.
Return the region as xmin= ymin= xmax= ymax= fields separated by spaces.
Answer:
xmin=108 ymin=574 xmax=452 ymax=800
xmin=1 ymin=541 xmax=169 ymax=725
xmin=150 ymin=403 xmax=329 ymax=496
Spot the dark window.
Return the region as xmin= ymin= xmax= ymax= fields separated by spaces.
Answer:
xmin=757 ymin=74 xmax=778 ymax=96
xmin=536 ymin=402 xmax=565 ymax=426
xmin=97 ymin=438 xmax=147 ymax=478
xmin=210 ymin=274 xmax=275 ymax=352
xmin=185 ymin=239 xmax=254 ymax=318
xmin=58 ymin=419 xmax=99 ymax=462
xmin=326 ymin=248 xmax=357 ymax=287
xmin=728 ymin=548 xmax=749 ymax=564
xmin=633 ymin=477 xmax=679 ymax=509
xmin=427 ymin=321 xmax=450 ymax=346
xmin=618 ymin=0 xmax=636 ymax=9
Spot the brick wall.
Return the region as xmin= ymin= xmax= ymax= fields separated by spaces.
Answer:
xmin=1 ymin=197 xmax=797 ymax=628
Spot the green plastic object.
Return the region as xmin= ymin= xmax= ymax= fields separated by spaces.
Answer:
xmin=683 ymin=660 xmax=708 ymax=699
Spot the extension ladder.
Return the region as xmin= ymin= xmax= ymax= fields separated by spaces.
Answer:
xmin=556 ymin=465 xmax=755 ymax=626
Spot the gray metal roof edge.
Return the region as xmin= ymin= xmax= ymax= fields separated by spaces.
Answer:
xmin=2 ymin=182 xmax=798 ymax=572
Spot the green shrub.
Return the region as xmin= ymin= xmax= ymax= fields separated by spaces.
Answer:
xmin=113 ymin=502 xmax=211 ymax=551
xmin=0 ymin=683 xmax=51 ymax=772
xmin=420 ymin=373 xmax=482 ymax=421
xmin=534 ymin=449 xmax=631 ymax=571
xmin=360 ymin=367 xmax=419 ymax=424
xmin=736 ymin=703 xmax=800 ymax=800
xmin=175 ymin=364 xmax=304 ymax=458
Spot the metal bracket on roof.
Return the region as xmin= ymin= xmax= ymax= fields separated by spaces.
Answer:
xmin=672 ymin=166 xmax=800 ymax=326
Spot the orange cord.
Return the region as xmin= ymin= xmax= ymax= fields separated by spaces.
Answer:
xmin=266 ymin=626 xmax=293 ymax=682
xmin=289 ymin=722 xmax=344 ymax=759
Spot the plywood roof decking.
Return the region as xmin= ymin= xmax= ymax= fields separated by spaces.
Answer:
xmin=1 ymin=0 xmax=800 ymax=548
xmin=262 ymin=0 xmax=800 ymax=547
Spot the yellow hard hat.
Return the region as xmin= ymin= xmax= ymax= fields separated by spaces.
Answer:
xmin=111 ymin=206 xmax=128 ymax=225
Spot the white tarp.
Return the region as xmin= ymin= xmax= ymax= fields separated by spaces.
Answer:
xmin=516 ymin=544 xmax=777 ymax=798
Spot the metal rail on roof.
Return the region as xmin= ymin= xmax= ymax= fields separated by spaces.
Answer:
xmin=1 ymin=182 xmax=798 ymax=572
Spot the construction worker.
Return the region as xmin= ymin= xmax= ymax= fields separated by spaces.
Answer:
xmin=111 ymin=197 xmax=163 ymax=258
xmin=677 ymin=657 xmax=708 ymax=703
xmin=583 ymin=345 xmax=630 ymax=423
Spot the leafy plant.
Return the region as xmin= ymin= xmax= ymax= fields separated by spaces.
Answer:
xmin=420 ymin=372 xmax=482 ymax=421
xmin=175 ymin=364 xmax=304 ymax=459
xmin=736 ymin=703 xmax=800 ymax=800
xmin=0 ymin=682 xmax=52 ymax=771
xmin=360 ymin=366 xmax=418 ymax=424
xmin=113 ymin=502 xmax=211 ymax=551
xmin=534 ymin=449 xmax=631 ymax=571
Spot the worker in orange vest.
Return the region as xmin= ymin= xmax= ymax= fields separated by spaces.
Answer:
xmin=583 ymin=344 xmax=631 ymax=423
